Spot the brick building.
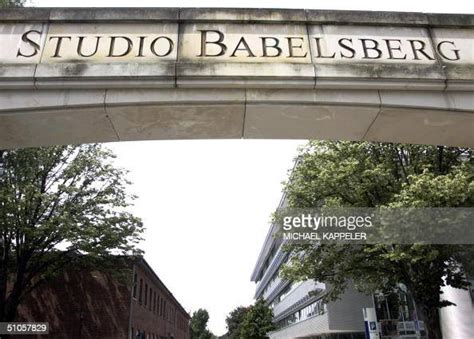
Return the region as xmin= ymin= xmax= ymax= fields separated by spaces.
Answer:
xmin=131 ymin=258 xmax=190 ymax=339
xmin=15 ymin=256 xmax=190 ymax=339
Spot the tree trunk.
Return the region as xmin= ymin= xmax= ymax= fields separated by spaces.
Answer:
xmin=0 ymin=252 xmax=8 ymax=322
xmin=0 ymin=280 xmax=22 ymax=323
xmin=418 ymin=304 xmax=442 ymax=339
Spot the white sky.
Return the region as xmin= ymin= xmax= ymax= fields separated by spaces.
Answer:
xmin=31 ymin=0 xmax=474 ymax=335
xmin=108 ymin=140 xmax=302 ymax=336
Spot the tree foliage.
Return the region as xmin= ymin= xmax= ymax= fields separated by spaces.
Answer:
xmin=0 ymin=145 xmax=144 ymax=321
xmin=281 ymin=141 xmax=473 ymax=339
xmin=239 ymin=299 xmax=275 ymax=339
xmin=190 ymin=308 xmax=213 ymax=339
xmin=225 ymin=306 xmax=249 ymax=339
xmin=0 ymin=0 xmax=26 ymax=8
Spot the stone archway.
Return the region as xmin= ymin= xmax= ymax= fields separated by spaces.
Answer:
xmin=0 ymin=8 xmax=473 ymax=148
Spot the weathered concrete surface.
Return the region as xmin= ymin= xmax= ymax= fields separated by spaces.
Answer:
xmin=0 ymin=8 xmax=472 ymax=148
xmin=0 ymin=88 xmax=472 ymax=148
xmin=244 ymin=89 xmax=380 ymax=140
xmin=105 ymin=89 xmax=246 ymax=141
xmin=1 ymin=7 xmax=473 ymax=90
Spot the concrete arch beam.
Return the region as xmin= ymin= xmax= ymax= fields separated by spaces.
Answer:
xmin=0 ymin=88 xmax=472 ymax=149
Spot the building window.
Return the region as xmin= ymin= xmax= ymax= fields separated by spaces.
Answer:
xmin=149 ymin=287 xmax=152 ymax=310
xmin=157 ymin=295 xmax=161 ymax=316
xmin=133 ymin=273 xmax=138 ymax=298
xmin=145 ymin=283 xmax=148 ymax=306
xmin=276 ymin=299 xmax=325 ymax=329
xmin=139 ymin=278 xmax=143 ymax=303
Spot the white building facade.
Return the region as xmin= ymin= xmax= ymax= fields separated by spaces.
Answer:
xmin=251 ymin=195 xmax=373 ymax=339
xmin=251 ymin=193 xmax=474 ymax=339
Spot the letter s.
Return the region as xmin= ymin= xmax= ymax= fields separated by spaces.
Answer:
xmin=365 ymin=216 xmax=373 ymax=227
xmin=17 ymin=30 xmax=42 ymax=58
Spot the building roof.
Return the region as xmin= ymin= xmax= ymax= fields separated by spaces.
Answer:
xmin=250 ymin=192 xmax=287 ymax=282
xmin=251 ymin=159 xmax=299 ymax=282
xmin=136 ymin=257 xmax=191 ymax=319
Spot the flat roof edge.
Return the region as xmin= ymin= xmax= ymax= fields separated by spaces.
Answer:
xmin=0 ymin=8 xmax=473 ymax=27
xmin=136 ymin=257 xmax=191 ymax=319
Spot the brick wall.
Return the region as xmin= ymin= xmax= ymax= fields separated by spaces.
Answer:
xmin=14 ymin=268 xmax=131 ymax=339
xmin=11 ymin=257 xmax=189 ymax=339
xmin=130 ymin=262 xmax=189 ymax=339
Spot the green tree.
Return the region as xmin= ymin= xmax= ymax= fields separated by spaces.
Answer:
xmin=281 ymin=141 xmax=473 ymax=339
xmin=0 ymin=145 xmax=144 ymax=322
xmin=0 ymin=0 xmax=26 ymax=8
xmin=225 ymin=306 xmax=249 ymax=339
xmin=190 ymin=308 xmax=213 ymax=339
xmin=239 ymin=298 xmax=275 ymax=339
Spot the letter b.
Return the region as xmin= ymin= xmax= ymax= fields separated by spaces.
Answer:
xmin=261 ymin=37 xmax=282 ymax=57
xmin=198 ymin=30 xmax=227 ymax=57
xmin=360 ymin=39 xmax=382 ymax=59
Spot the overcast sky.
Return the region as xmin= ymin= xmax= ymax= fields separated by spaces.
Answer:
xmin=30 ymin=0 xmax=474 ymax=335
